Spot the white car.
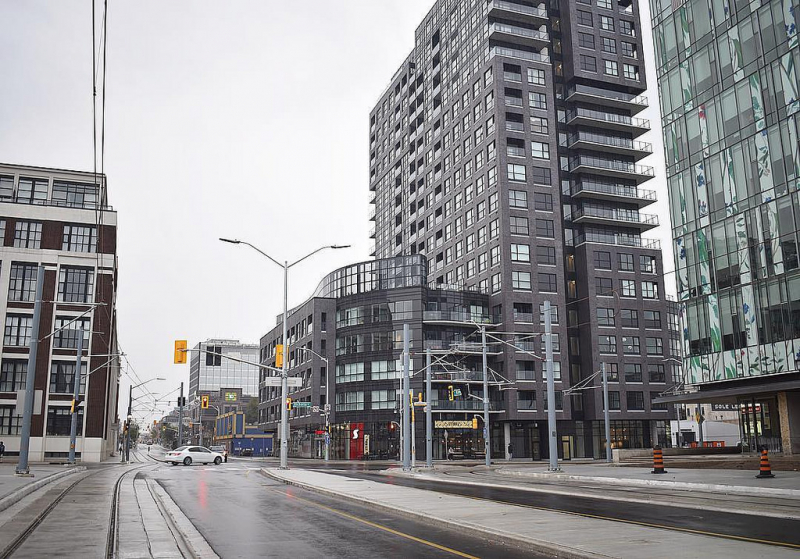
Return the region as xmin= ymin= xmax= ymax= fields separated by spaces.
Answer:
xmin=165 ymin=445 xmax=223 ymax=466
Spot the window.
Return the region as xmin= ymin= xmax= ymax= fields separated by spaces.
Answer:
xmin=512 ymin=271 xmax=532 ymax=290
xmin=535 ymin=219 xmax=554 ymax=238
xmin=4 ymin=315 xmax=33 ymax=347
xmin=537 ymin=245 xmax=556 ymax=265
xmin=205 ymin=345 xmax=222 ymax=366
xmin=604 ymin=60 xmax=619 ymax=76
xmin=58 ymin=267 xmax=94 ymax=303
xmin=491 ymin=273 xmax=501 ymax=293
xmin=50 ymin=361 xmax=87 ymax=394
xmin=596 ymin=277 xmax=613 ymax=295
xmin=600 ymin=15 xmax=614 ymax=31
xmin=13 ymin=221 xmax=42 ymax=249
xmin=597 ymin=307 xmax=615 ymax=326
xmin=576 ymin=10 xmax=593 ymax=26
xmin=336 ymin=362 xmax=365 ymax=383
xmin=651 ymin=393 xmax=669 ymax=410
xmin=518 ymin=391 xmax=536 ymax=410
xmin=543 ymin=391 xmax=563 ymax=411
xmin=622 ymin=336 xmax=640 ymax=354
xmin=594 ymin=251 xmax=612 ymax=270
xmin=579 ymin=55 xmax=597 ymax=73
xmin=597 ymin=0 xmax=611 ymax=8
xmin=621 ymin=41 xmax=637 ymax=58
xmin=599 ymin=335 xmax=617 ymax=354
xmin=618 ymin=253 xmax=634 ymax=271
xmin=47 ymin=407 xmax=84 ymax=436
xmin=620 ymin=279 xmax=636 ymax=297
xmin=0 ymin=360 xmax=26 ymax=391
xmin=62 ymin=225 xmax=97 ymax=253
xmin=528 ymin=92 xmax=547 ymax=110
xmin=539 ymin=273 xmax=557 ymax=293
xmin=640 ymin=255 xmax=656 ymax=273
xmin=623 ymin=63 xmax=639 ymax=80
xmin=489 ymin=192 xmax=498 ymax=212
xmin=539 ymin=303 xmax=560 ymax=325
xmin=508 ymin=164 xmax=526 ymax=181
xmin=0 ymin=175 xmax=14 ymax=199
xmin=578 ymin=32 xmax=595 ymax=49
xmin=607 ymin=391 xmax=621 ymax=410
xmin=490 ymin=246 xmax=500 ymax=265
xmin=643 ymin=310 xmax=661 ymax=329
xmin=53 ymin=317 xmax=91 ymax=349
xmin=371 ymin=389 xmax=397 ymax=410
xmin=509 ymin=190 xmax=528 ymax=208
xmin=602 ymin=37 xmax=617 ymax=54
xmin=52 ymin=181 xmax=98 ymax=209
xmin=646 ymin=337 xmax=664 ymax=355
xmin=627 ymin=391 xmax=644 ymax=410
xmin=0 ymin=405 xmax=22 ymax=435
xmin=527 ymin=68 xmax=545 ymax=85
xmin=624 ymin=363 xmax=642 ymax=382
xmin=642 ymin=281 xmax=659 ymax=299
xmin=9 ymin=263 xmax=38 ymax=302
xmin=620 ymin=20 xmax=635 ymax=36
xmin=534 ymin=192 xmax=553 ymax=211
xmin=510 ymin=216 xmax=529 ymax=235
xmin=16 ymin=177 xmax=48 ymax=205
xmin=531 ymin=167 xmax=551 ymax=185
xmin=530 ymin=116 xmax=548 ymax=135
xmin=620 ymin=309 xmax=638 ymax=327
xmin=649 ymin=364 xmax=666 ymax=383
xmin=511 ymin=244 xmax=530 ymax=262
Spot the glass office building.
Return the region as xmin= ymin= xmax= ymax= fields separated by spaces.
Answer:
xmin=651 ymin=0 xmax=800 ymax=452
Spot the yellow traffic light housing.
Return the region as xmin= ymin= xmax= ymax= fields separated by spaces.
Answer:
xmin=286 ymin=397 xmax=292 ymax=410
xmin=448 ymin=385 xmax=454 ymax=401
xmin=174 ymin=340 xmax=188 ymax=364
xmin=276 ymin=344 xmax=284 ymax=368
xmin=201 ymin=395 xmax=210 ymax=409
xmin=472 ymin=416 xmax=479 ymax=429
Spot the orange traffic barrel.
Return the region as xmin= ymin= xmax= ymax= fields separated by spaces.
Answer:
xmin=755 ymin=448 xmax=775 ymax=479
xmin=652 ymin=446 xmax=667 ymax=474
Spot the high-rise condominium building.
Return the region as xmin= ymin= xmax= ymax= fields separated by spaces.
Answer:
xmin=651 ymin=0 xmax=800 ymax=452
xmin=368 ymin=0 xmax=674 ymax=456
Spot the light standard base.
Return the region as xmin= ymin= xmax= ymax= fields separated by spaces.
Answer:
xmin=15 ymin=471 xmax=34 ymax=477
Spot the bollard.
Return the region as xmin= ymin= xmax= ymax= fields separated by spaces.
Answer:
xmin=755 ymin=447 xmax=775 ymax=478
xmin=651 ymin=446 xmax=667 ymax=474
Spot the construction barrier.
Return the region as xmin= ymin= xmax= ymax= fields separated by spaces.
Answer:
xmin=651 ymin=446 xmax=667 ymax=474
xmin=755 ymin=447 xmax=775 ymax=479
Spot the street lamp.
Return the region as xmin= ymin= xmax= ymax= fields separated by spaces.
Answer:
xmin=297 ymin=346 xmax=330 ymax=462
xmin=126 ymin=378 xmax=165 ymax=462
xmin=220 ymin=238 xmax=349 ymax=469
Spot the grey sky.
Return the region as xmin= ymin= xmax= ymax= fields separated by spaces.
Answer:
xmin=0 ymin=0 xmax=673 ymax=423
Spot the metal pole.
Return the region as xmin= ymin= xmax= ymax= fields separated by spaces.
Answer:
xmin=545 ymin=300 xmax=559 ymax=471
xmin=602 ymin=362 xmax=612 ymax=463
xmin=16 ymin=265 xmax=45 ymax=475
xmin=399 ymin=339 xmax=405 ymax=464
xmin=68 ymin=332 xmax=84 ymax=464
xmin=675 ymin=404 xmax=683 ymax=448
xmin=126 ymin=385 xmax=132 ymax=462
xmin=325 ymin=363 xmax=330 ymax=462
xmin=426 ymin=349 xmax=432 ymax=468
xmin=279 ymin=262 xmax=289 ymax=469
xmin=482 ymin=325 xmax=490 ymax=467
xmin=402 ymin=323 xmax=411 ymax=471
xmin=411 ymin=390 xmax=416 ymax=468
xmin=178 ymin=382 xmax=184 ymax=447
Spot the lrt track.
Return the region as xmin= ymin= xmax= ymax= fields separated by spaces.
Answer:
xmin=2 ymin=454 xmax=156 ymax=558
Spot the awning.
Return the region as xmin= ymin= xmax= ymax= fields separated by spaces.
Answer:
xmin=653 ymin=373 xmax=800 ymax=405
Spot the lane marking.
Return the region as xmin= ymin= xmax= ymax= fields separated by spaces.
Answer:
xmin=266 ymin=486 xmax=479 ymax=559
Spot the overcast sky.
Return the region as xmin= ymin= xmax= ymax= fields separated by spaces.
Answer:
xmin=0 ymin=0 xmax=672 ymax=424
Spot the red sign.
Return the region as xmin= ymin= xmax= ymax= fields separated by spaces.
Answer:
xmin=314 ymin=430 xmax=326 ymax=435
xmin=349 ymin=422 xmax=364 ymax=460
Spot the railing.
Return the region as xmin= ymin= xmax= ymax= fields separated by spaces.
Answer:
xmin=507 ymin=146 xmax=526 ymax=157
xmin=506 ymin=121 xmax=525 ymax=133
xmin=513 ymin=311 xmax=535 ymax=323
xmin=423 ymin=310 xmax=494 ymax=324
xmin=490 ymin=22 xmax=549 ymax=42
xmin=503 ymin=71 xmax=522 ymax=82
xmin=431 ymin=399 xmax=492 ymax=411
xmin=488 ymin=0 xmax=548 ymax=19
xmin=491 ymin=46 xmax=550 ymax=64
xmin=566 ymin=108 xmax=650 ymax=129
xmin=432 ymin=370 xmax=485 ymax=382
xmin=574 ymin=233 xmax=662 ymax=249
xmin=568 ymin=133 xmax=652 ymax=153
xmin=566 ymin=84 xmax=648 ymax=107
xmin=504 ymin=96 xmax=523 ymax=107
xmin=516 ymin=370 xmax=537 ymax=381
xmin=572 ymin=181 xmax=657 ymax=201
xmin=0 ymin=196 xmax=114 ymax=212
xmin=569 ymin=156 xmax=655 ymax=177
xmin=572 ymin=207 xmax=659 ymax=226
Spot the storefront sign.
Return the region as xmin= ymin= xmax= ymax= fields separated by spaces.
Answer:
xmin=364 ymin=434 xmax=370 ymax=455
xmin=435 ymin=420 xmax=473 ymax=429
xmin=225 ymin=392 xmax=237 ymax=402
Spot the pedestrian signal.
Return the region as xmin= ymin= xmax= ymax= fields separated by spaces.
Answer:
xmin=201 ymin=395 xmax=210 ymax=409
xmin=174 ymin=340 xmax=188 ymax=364
xmin=472 ymin=417 xmax=479 ymax=429
xmin=276 ymin=344 xmax=284 ymax=368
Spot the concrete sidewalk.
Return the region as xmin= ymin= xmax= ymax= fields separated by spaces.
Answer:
xmin=264 ymin=467 xmax=797 ymax=559
xmin=0 ymin=463 xmax=83 ymax=508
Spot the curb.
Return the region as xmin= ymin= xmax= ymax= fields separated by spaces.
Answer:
xmin=494 ymin=468 xmax=800 ymax=499
xmin=0 ymin=466 xmax=87 ymax=512
xmin=261 ymin=468 xmax=612 ymax=559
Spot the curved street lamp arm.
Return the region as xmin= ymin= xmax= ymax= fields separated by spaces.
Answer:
xmin=288 ymin=245 xmax=350 ymax=269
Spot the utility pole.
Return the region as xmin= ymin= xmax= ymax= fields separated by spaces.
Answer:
xmin=411 ymin=391 xmax=416 ymax=468
xmin=544 ymin=300 xmax=559 ymax=472
xmin=126 ymin=384 xmax=132 ymax=462
xmin=279 ymin=261 xmax=289 ymax=470
xmin=16 ymin=265 xmax=45 ymax=476
xmin=426 ymin=349 xmax=432 ymax=468
xmin=602 ymin=362 xmax=612 ymax=463
xmin=178 ymin=382 xmax=184 ymax=448
xmin=68 ymin=331 xmax=84 ymax=465
xmin=402 ymin=323 xmax=411 ymax=471
xmin=481 ymin=325 xmax=490 ymax=467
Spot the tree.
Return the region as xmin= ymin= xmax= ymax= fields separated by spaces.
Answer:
xmin=129 ymin=420 xmax=140 ymax=442
xmin=245 ymin=398 xmax=259 ymax=424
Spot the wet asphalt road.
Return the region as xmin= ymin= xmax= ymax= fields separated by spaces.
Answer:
xmin=149 ymin=461 xmax=545 ymax=558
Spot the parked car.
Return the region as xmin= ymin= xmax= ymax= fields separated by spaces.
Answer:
xmin=209 ymin=445 xmax=228 ymax=461
xmin=165 ymin=446 xmax=223 ymax=466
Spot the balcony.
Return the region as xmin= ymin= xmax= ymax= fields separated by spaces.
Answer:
xmin=572 ymin=207 xmax=659 ymax=231
xmin=430 ymin=399 xmax=496 ymax=412
xmin=490 ymin=45 xmax=550 ymax=65
xmin=504 ymin=96 xmax=524 ymax=108
xmin=423 ymin=310 xmax=494 ymax=325
xmin=369 ymin=225 xmax=376 ymax=238
xmin=570 ymin=181 xmax=657 ymax=208
xmin=568 ymin=156 xmax=655 ymax=184
xmin=566 ymin=108 xmax=649 ymax=137
xmin=489 ymin=22 xmax=550 ymax=47
xmin=488 ymin=0 xmax=548 ymax=23
xmin=368 ymin=207 xmax=376 ymax=221
xmin=566 ymin=85 xmax=648 ymax=115
xmin=574 ymin=232 xmax=662 ymax=250
xmin=567 ymin=133 xmax=653 ymax=161
xmin=424 ymin=340 xmax=503 ymax=354
xmin=506 ymin=121 xmax=525 ymax=133
xmin=513 ymin=311 xmax=535 ymax=323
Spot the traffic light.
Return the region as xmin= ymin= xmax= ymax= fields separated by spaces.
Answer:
xmin=286 ymin=397 xmax=292 ymax=410
xmin=201 ymin=395 xmax=210 ymax=409
xmin=388 ymin=421 xmax=396 ymax=432
xmin=276 ymin=344 xmax=284 ymax=368
xmin=174 ymin=340 xmax=188 ymax=364
xmin=70 ymin=397 xmax=82 ymax=413
xmin=448 ymin=385 xmax=454 ymax=401
xmin=472 ymin=417 xmax=479 ymax=429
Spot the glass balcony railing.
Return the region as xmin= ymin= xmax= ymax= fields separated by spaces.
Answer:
xmin=491 ymin=46 xmax=550 ymax=64
xmin=566 ymin=108 xmax=650 ymax=129
xmin=572 ymin=207 xmax=659 ymax=226
xmin=505 ymin=96 xmax=524 ymax=107
xmin=423 ymin=310 xmax=494 ymax=324
xmin=490 ymin=22 xmax=549 ymax=42
xmin=506 ymin=121 xmax=525 ymax=133
xmin=513 ymin=311 xmax=535 ymax=323
xmin=431 ymin=399 xmax=493 ymax=411
xmin=572 ymin=181 xmax=657 ymax=201
xmin=574 ymin=232 xmax=662 ymax=249
xmin=569 ymin=156 xmax=655 ymax=177
xmin=488 ymin=0 xmax=548 ymax=19
xmin=503 ymin=71 xmax=522 ymax=82
xmin=567 ymin=133 xmax=653 ymax=153
xmin=566 ymin=84 xmax=648 ymax=107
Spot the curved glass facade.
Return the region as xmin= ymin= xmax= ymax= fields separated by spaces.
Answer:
xmin=312 ymin=255 xmax=428 ymax=299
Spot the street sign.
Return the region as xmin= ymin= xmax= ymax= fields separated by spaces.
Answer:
xmin=312 ymin=406 xmax=320 ymax=413
xmin=413 ymin=401 xmax=427 ymax=407
xmin=453 ymin=388 xmax=462 ymax=397
xmin=293 ymin=401 xmax=312 ymax=408
xmin=435 ymin=420 xmax=472 ymax=428
xmin=262 ymin=377 xmax=303 ymax=387
xmin=324 ymin=403 xmax=331 ymax=412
